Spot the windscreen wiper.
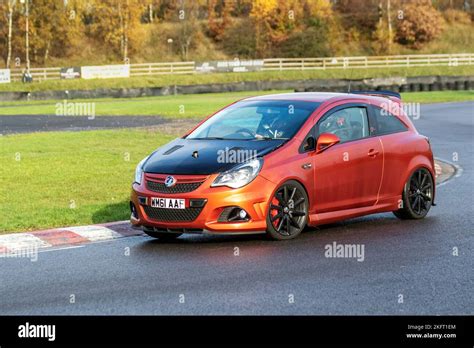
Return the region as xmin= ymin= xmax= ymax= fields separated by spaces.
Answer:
xmin=190 ymin=137 xmax=226 ymax=140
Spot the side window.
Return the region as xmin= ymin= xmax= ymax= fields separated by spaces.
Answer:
xmin=373 ymin=106 xmax=408 ymax=135
xmin=318 ymin=107 xmax=369 ymax=143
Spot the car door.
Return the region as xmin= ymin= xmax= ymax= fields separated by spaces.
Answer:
xmin=369 ymin=104 xmax=411 ymax=200
xmin=312 ymin=104 xmax=383 ymax=213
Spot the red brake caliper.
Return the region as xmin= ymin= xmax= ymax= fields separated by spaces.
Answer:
xmin=270 ymin=197 xmax=281 ymax=228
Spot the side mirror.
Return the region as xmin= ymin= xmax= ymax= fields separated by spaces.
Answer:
xmin=303 ymin=136 xmax=316 ymax=152
xmin=316 ymin=133 xmax=340 ymax=153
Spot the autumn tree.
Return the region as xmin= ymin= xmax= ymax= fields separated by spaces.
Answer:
xmin=208 ymin=0 xmax=234 ymax=41
xmin=249 ymin=0 xmax=337 ymax=57
xmin=334 ymin=0 xmax=381 ymax=34
xmin=172 ymin=0 xmax=204 ymax=60
xmin=0 ymin=0 xmax=84 ymax=66
xmin=87 ymin=0 xmax=146 ymax=62
xmin=27 ymin=0 xmax=84 ymax=63
xmin=152 ymin=0 xmax=179 ymax=21
xmin=372 ymin=0 xmax=398 ymax=54
xmin=277 ymin=0 xmax=335 ymax=57
xmin=250 ymin=0 xmax=277 ymax=57
xmin=0 ymin=0 xmax=21 ymax=67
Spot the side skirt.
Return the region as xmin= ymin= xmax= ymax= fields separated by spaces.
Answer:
xmin=308 ymin=200 xmax=399 ymax=226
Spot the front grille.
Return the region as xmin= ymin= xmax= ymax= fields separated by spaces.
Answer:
xmin=143 ymin=206 xmax=203 ymax=222
xmin=146 ymin=180 xmax=203 ymax=194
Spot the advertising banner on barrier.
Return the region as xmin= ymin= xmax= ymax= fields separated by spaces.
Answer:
xmin=195 ymin=59 xmax=264 ymax=73
xmin=81 ymin=64 xmax=130 ymax=79
xmin=0 ymin=69 xmax=11 ymax=83
xmin=60 ymin=67 xmax=81 ymax=79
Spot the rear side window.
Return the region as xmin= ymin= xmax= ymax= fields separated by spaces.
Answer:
xmin=373 ymin=106 xmax=408 ymax=135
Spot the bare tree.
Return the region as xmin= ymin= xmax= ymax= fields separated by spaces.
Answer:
xmin=6 ymin=0 xmax=17 ymax=68
xmin=177 ymin=1 xmax=199 ymax=61
xmin=387 ymin=0 xmax=392 ymax=54
xmin=118 ymin=0 xmax=130 ymax=62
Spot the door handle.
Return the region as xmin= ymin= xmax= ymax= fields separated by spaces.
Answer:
xmin=368 ymin=149 xmax=379 ymax=157
xmin=302 ymin=163 xmax=312 ymax=170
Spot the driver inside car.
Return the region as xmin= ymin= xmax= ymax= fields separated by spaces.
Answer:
xmin=256 ymin=108 xmax=292 ymax=139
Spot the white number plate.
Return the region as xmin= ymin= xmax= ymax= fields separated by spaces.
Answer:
xmin=150 ymin=197 xmax=185 ymax=209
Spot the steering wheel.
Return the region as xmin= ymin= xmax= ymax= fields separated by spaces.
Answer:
xmin=235 ymin=128 xmax=255 ymax=138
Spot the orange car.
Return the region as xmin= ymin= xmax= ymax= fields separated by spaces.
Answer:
xmin=130 ymin=92 xmax=435 ymax=240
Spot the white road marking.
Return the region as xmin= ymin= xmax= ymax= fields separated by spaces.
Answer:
xmin=38 ymin=245 xmax=85 ymax=253
xmin=66 ymin=225 xmax=122 ymax=242
xmin=434 ymin=157 xmax=463 ymax=187
xmin=435 ymin=163 xmax=442 ymax=177
xmin=0 ymin=233 xmax=51 ymax=251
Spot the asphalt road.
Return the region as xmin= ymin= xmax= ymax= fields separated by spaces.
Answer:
xmin=0 ymin=102 xmax=473 ymax=315
xmin=0 ymin=115 xmax=169 ymax=134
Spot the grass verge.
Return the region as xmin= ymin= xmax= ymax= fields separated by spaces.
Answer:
xmin=0 ymin=90 xmax=472 ymax=118
xmin=0 ymin=129 xmax=173 ymax=233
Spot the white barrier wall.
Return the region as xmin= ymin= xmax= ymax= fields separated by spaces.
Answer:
xmin=0 ymin=69 xmax=11 ymax=83
xmin=81 ymin=65 xmax=130 ymax=79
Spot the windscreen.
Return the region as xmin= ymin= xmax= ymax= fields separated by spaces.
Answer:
xmin=187 ymin=100 xmax=321 ymax=140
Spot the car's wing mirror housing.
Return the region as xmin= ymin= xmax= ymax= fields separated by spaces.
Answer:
xmin=316 ymin=133 xmax=340 ymax=153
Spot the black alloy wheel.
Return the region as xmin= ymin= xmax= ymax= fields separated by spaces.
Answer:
xmin=267 ymin=180 xmax=309 ymax=240
xmin=394 ymin=167 xmax=434 ymax=219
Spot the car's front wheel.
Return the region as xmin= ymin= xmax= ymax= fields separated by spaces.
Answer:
xmin=266 ymin=180 xmax=309 ymax=240
xmin=393 ymin=167 xmax=434 ymax=220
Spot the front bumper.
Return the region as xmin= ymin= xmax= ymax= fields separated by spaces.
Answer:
xmin=130 ymin=174 xmax=275 ymax=234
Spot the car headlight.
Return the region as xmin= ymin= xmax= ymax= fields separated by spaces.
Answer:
xmin=211 ymin=158 xmax=263 ymax=189
xmin=134 ymin=156 xmax=149 ymax=185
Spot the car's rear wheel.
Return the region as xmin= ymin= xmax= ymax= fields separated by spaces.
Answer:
xmin=143 ymin=228 xmax=182 ymax=241
xmin=266 ymin=180 xmax=308 ymax=240
xmin=393 ymin=167 xmax=434 ymax=220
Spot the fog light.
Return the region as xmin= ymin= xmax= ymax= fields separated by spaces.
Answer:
xmin=218 ymin=206 xmax=250 ymax=222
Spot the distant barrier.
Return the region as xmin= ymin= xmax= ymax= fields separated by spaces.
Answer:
xmin=129 ymin=62 xmax=195 ymax=76
xmin=263 ymin=53 xmax=474 ymax=71
xmin=10 ymin=67 xmax=61 ymax=81
xmin=4 ymin=53 xmax=474 ymax=82
xmin=1 ymin=75 xmax=472 ymax=102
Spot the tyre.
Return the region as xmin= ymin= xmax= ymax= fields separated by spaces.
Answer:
xmin=393 ymin=167 xmax=434 ymax=220
xmin=266 ymin=180 xmax=309 ymax=240
xmin=143 ymin=228 xmax=182 ymax=241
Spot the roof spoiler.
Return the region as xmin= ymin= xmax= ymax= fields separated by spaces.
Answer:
xmin=351 ymin=90 xmax=401 ymax=100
